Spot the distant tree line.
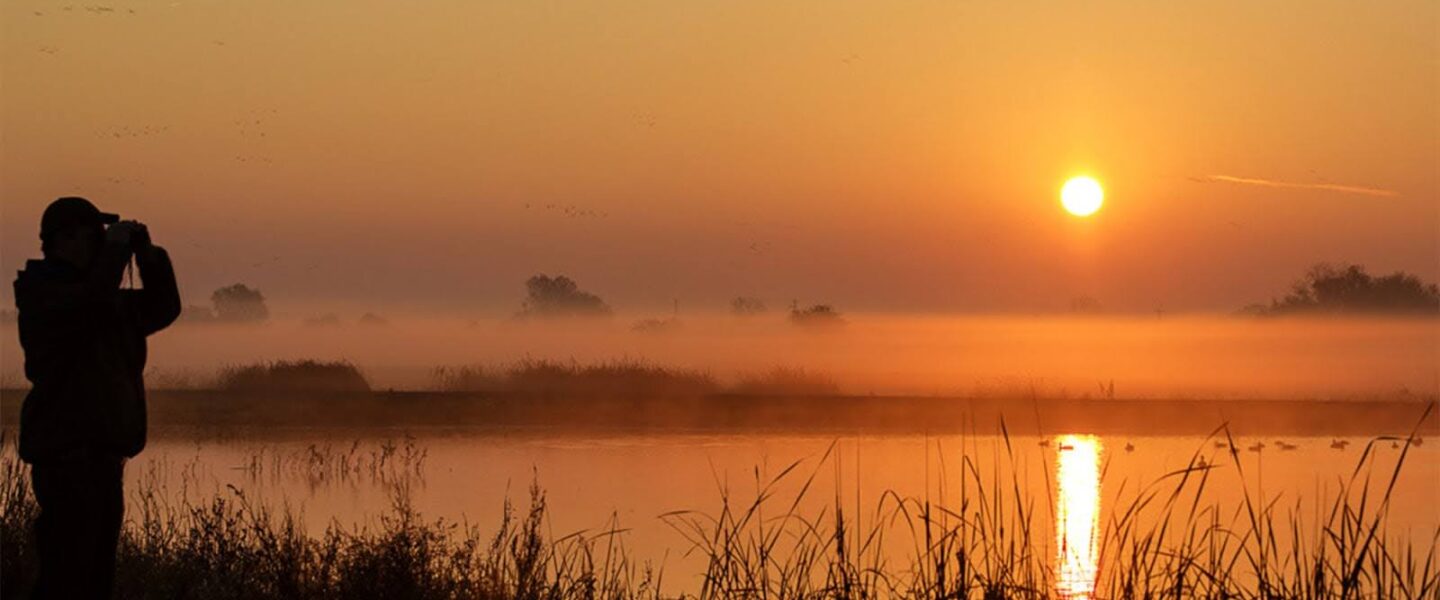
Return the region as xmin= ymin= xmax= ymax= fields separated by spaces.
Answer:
xmin=157 ymin=274 xmax=847 ymax=329
xmin=509 ymin=274 xmax=845 ymax=330
xmin=1244 ymin=263 xmax=1439 ymax=316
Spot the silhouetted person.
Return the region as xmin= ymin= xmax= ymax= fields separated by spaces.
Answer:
xmin=13 ymin=197 xmax=181 ymax=599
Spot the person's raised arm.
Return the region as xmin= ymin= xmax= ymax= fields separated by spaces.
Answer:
xmin=131 ymin=242 xmax=181 ymax=335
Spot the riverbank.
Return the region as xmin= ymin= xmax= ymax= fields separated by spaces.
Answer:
xmin=2 ymin=389 xmax=1434 ymax=437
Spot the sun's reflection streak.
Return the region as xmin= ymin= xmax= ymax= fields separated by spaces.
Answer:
xmin=1055 ymin=434 xmax=1101 ymax=599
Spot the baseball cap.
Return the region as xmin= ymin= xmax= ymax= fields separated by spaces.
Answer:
xmin=39 ymin=196 xmax=119 ymax=240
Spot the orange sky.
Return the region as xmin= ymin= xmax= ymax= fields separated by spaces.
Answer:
xmin=2 ymin=0 xmax=1436 ymax=313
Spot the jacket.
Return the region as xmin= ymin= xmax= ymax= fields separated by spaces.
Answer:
xmin=13 ymin=243 xmax=181 ymax=463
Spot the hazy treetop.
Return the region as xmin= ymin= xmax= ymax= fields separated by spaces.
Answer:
xmin=210 ymin=283 xmax=269 ymax=323
xmin=517 ymin=275 xmax=611 ymax=319
xmin=1252 ymin=264 xmax=1439 ymax=316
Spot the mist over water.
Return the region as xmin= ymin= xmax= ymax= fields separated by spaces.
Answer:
xmin=1 ymin=313 xmax=1435 ymax=595
xmin=4 ymin=314 xmax=1428 ymax=399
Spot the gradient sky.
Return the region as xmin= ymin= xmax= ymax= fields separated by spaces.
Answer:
xmin=2 ymin=0 xmax=1436 ymax=314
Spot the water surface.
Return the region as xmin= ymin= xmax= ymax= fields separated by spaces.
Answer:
xmin=121 ymin=424 xmax=1438 ymax=595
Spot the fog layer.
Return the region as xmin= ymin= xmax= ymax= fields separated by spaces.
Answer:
xmin=4 ymin=315 xmax=1431 ymax=399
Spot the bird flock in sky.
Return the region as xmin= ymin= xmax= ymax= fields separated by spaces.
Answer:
xmin=34 ymin=5 xmax=136 ymax=17
xmin=523 ymin=203 xmax=608 ymax=220
xmin=23 ymin=6 xmax=809 ymax=279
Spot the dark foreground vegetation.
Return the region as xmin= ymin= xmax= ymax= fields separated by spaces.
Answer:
xmin=2 ymin=454 xmax=651 ymax=599
xmin=2 ymin=417 xmax=1437 ymax=599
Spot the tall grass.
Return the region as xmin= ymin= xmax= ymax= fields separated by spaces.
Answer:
xmin=431 ymin=359 xmax=842 ymax=398
xmin=659 ymin=410 xmax=1439 ymax=599
xmin=432 ymin=359 xmax=720 ymax=399
xmin=730 ymin=367 xmax=840 ymax=397
xmin=1 ymin=415 xmax=1436 ymax=599
xmin=233 ymin=438 xmax=429 ymax=490
xmin=1 ymin=445 xmax=658 ymax=599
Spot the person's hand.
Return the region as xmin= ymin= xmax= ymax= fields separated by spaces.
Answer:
xmin=105 ymin=220 xmax=149 ymax=248
xmin=105 ymin=220 xmax=136 ymax=246
xmin=130 ymin=222 xmax=151 ymax=249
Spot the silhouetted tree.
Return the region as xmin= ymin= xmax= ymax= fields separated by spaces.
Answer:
xmin=1255 ymin=264 xmax=1440 ymax=316
xmin=1069 ymin=296 xmax=1103 ymax=314
xmin=516 ymin=274 xmax=611 ymax=318
xmin=789 ymin=301 xmax=845 ymax=328
xmin=730 ymin=296 xmax=767 ymax=316
xmin=211 ymin=283 xmax=269 ymax=322
xmin=358 ymin=312 xmax=390 ymax=326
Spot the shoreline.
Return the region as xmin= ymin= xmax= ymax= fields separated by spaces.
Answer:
xmin=2 ymin=389 xmax=1434 ymax=437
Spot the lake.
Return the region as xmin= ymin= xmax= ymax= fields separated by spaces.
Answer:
xmin=2 ymin=314 xmax=1437 ymax=595
xmin=96 ymin=414 xmax=1438 ymax=597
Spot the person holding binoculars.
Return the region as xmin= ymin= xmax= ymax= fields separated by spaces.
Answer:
xmin=13 ymin=196 xmax=182 ymax=599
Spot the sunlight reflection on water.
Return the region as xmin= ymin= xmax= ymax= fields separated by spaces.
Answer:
xmin=1055 ymin=434 xmax=1101 ymax=599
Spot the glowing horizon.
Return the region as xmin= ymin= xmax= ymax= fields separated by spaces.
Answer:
xmin=1 ymin=0 xmax=1434 ymax=313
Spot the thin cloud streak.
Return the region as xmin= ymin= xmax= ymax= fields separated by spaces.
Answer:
xmin=1193 ymin=174 xmax=1398 ymax=197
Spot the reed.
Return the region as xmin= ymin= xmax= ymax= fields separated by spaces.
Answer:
xmin=1 ymin=410 xmax=1435 ymax=599
xmin=432 ymin=359 xmax=842 ymax=398
xmin=231 ymin=437 xmax=429 ymax=489
xmin=1 ymin=448 xmax=656 ymax=600
xmin=433 ymin=359 xmax=719 ymax=399
xmin=660 ymin=410 xmax=1438 ymax=598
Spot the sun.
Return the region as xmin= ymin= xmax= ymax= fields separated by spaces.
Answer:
xmin=1061 ymin=176 xmax=1104 ymax=217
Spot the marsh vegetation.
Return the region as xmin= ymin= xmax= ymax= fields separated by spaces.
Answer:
xmin=2 ymin=417 xmax=1435 ymax=599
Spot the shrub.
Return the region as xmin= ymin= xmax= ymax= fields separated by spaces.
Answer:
xmin=358 ymin=313 xmax=389 ymax=326
xmin=788 ymin=302 xmax=845 ymax=328
xmin=217 ymin=360 xmax=370 ymax=393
